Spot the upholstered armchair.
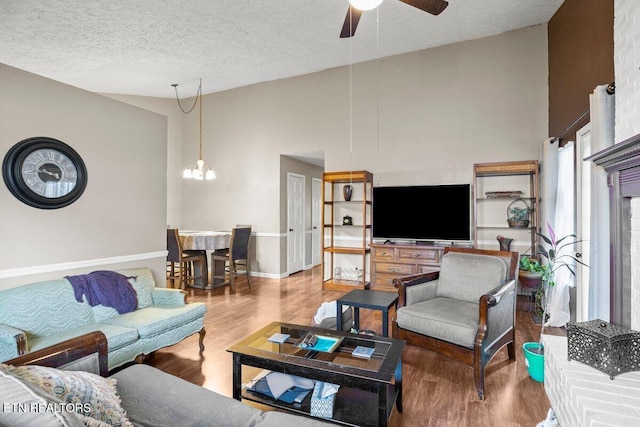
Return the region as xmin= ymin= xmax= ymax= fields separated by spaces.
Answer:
xmin=391 ymin=247 xmax=519 ymax=400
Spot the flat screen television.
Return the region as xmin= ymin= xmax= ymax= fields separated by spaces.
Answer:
xmin=372 ymin=184 xmax=471 ymax=244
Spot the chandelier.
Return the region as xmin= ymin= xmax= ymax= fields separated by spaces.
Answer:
xmin=172 ymin=79 xmax=216 ymax=180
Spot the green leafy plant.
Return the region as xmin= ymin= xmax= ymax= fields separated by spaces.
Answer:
xmin=509 ymin=206 xmax=530 ymax=222
xmin=531 ymin=222 xmax=588 ymax=353
xmin=519 ymin=255 xmax=548 ymax=278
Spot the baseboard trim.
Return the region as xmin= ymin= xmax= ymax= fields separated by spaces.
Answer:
xmin=0 ymin=251 xmax=168 ymax=279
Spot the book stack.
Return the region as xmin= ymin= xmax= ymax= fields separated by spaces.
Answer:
xmin=352 ymin=345 xmax=375 ymax=359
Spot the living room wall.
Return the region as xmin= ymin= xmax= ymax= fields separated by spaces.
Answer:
xmin=178 ymin=24 xmax=549 ymax=277
xmin=95 ymin=24 xmax=550 ymax=279
xmin=0 ymin=65 xmax=168 ymax=289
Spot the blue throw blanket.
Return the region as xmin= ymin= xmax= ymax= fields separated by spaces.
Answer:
xmin=66 ymin=271 xmax=138 ymax=314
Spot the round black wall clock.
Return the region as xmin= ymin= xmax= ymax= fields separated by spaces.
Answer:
xmin=2 ymin=137 xmax=88 ymax=209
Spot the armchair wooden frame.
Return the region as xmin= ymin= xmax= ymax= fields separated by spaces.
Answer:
xmin=391 ymin=246 xmax=519 ymax=400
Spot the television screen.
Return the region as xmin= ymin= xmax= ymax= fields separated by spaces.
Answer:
xmin=372 ymin=184 xmax=471 ymax=243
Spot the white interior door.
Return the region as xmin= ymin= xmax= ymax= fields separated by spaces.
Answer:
xmin=287 ymin=173 xmax=305 ymax=274
xmin=311 ymin=178 xmax=322 ymax=266
xmin=575 ymin=123 xmax=592 ymax=322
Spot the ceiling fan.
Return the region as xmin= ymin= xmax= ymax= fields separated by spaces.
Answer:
xmin=340 ymin=0 xmax=449 ymax=38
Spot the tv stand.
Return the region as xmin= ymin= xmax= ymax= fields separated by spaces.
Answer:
xmin=370 ymin=242 xmax=444 ymax=292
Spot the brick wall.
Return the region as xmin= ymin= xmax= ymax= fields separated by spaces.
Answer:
xmin=615 ymin=0 xmax=640 ymax=142
xmin=615 ymin=1 xmax=640 ymax=330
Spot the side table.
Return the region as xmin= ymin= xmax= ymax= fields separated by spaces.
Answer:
xmin=337 ymin=289 xmax=399 ymax=337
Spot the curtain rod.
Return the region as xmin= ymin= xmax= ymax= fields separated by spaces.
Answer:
xmin=555 ymin=108 xmax=590 ymax=141
xmin=553 ymin=82 xmax=615 ymax=142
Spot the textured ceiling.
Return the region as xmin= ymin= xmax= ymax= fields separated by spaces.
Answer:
xmin=1 ymin=0 xmax=564 ymax=98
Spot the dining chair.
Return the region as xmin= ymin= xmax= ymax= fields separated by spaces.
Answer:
xmin=211 ymin=225 xmax=252 ymax=293
xmin=166 ymin=228 xmax=207 ymax=290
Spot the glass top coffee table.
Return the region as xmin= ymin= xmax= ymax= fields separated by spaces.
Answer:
xmin=227 ymin=321 xmax=405 ymax=427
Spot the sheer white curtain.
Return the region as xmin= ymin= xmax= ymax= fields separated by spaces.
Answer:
xmin=546 ymin=142 xmax=575 ymax=327
xmin=540 ymin=138 xmax=575 ymax=326
xmin=588 ymin=84 xmax=614 ymax=321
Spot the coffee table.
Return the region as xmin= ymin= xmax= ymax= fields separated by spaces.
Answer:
xmin=336 ymin=290 xmax=399 ymax=337
xmin=227 ymin=321 xmax=405 ymax=427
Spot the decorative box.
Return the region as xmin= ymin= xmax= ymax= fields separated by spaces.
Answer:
xmin=566 ymin=319 xmax=640 ymax=378
xmin=310 ymin=381 xmax=337 ymax=418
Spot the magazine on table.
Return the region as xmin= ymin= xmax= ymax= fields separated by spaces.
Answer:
xmin=246 ymin=370 xmax=315 ymax=404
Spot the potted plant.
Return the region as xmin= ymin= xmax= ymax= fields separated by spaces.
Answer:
xmin=507 ymin=199 xmax=531 ymax=228
xmin=522 ymin=222 xmax=588 ymax=382
xmin=519 ymin=255 xmax=548 ymax=280
xmin=518 ymin=255 xmax=548 ymax=315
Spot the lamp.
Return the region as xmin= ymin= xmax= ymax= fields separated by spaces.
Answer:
xmin=349 ymin=0 xmax=383 ymax=11
xmin=172 ymin=79 xmax=216 ymax=180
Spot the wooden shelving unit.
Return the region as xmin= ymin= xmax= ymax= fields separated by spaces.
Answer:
xmin=322 ymin=170 xmax=373 ymax=292
xmin=473 ymin=160 xmax=540 ymax=255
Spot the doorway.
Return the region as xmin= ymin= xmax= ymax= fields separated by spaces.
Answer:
xmin=287 ymin=173 xmax=305 ymax=274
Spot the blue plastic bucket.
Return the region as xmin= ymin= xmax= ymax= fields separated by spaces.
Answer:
xmin=523 ymin=342 xmax=544 ymax=382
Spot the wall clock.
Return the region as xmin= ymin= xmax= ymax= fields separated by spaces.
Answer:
xmin=2 ymin=137 xmax=88 ymax=209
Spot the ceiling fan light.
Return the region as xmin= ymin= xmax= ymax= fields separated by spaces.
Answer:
xmin=349 ymin=0 xmax=383 ymax=11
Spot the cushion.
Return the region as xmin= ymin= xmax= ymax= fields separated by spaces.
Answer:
xmin=0 ymin=364 xmax=85 ymax=427
xmin=117 ymin=268 xmax=156 ymax=309
xmin=99 ymin=303 xmax=207 ymax=338
xmin=436 ymin=252 xmax=507 ymax=304
xmin=91 ymin=268 xmax=158 ymax=322
xmin=28 ymin=323 xmax=138 ymax=354
xmin=396 ymin=297 xmax=479 ymax=348
xmin=0 ymin=280 xmax=94 ymax=337
xmin=111 ymin=364 xmax=263 ymax=427
xmin=100 ymin=304 xmax=207 ymax=338
xmin=2 ymin=364 xmax=132 ymax=427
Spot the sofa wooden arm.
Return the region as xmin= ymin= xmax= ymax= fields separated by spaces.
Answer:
xmin=393 ymin=271 xmax=440 ymax=307
xmin=5 ymin=331 xmax=109 ymax=377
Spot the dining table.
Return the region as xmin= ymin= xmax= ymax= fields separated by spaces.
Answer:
xmin=179 ymin=230 xmax=231 ymax=288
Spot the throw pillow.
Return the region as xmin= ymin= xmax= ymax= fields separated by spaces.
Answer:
xmin=1 ymin=364 xmax=132 ymax=427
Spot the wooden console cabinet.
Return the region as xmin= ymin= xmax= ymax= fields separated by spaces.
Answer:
xmin=370 ymin=243 xmax=444 ymax=292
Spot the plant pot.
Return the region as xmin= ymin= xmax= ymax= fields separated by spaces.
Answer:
xmin=519 ymin=270 xmax=543 ymax=280
xmin=523 ymin=342 xmax=544 ymax=382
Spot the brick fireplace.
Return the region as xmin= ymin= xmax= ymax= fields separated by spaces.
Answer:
xmin=590 ymin=132 xmax=640 ymax=330
xmin=541 ymin=134 xmax=640 ymax=427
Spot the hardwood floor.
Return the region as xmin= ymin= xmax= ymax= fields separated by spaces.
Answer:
xmin=149 ymin=266 xmax=559 ymax=427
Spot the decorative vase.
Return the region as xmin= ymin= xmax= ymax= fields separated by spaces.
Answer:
xmin=523 ymin=342 xmax=544 ymax=382
xmin=496 ymin=235 xmax=513 ymax=251
xmin=343 ymin=184 xmax=353 ymax=201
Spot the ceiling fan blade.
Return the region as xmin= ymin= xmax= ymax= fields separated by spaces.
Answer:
xmin=399 ymin=0 xmax=448 ymax=15
xmin=340 ymin=5 xmax=363 ymax=38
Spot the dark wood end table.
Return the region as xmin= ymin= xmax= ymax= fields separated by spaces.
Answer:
xmin=337 ymin=290 xmax=399 ymax=337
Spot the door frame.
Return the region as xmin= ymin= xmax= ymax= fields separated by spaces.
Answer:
xmin=311 ymin=177 xmax=322 ymax=267
xmin=575 ymin=122 xmax=592 ymax=322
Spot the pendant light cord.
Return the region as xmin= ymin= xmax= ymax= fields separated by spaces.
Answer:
xmin=199 ymin=84 xmax=203 ymax=161
xmin=172 ymin=80 xmax=202 ymax=115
